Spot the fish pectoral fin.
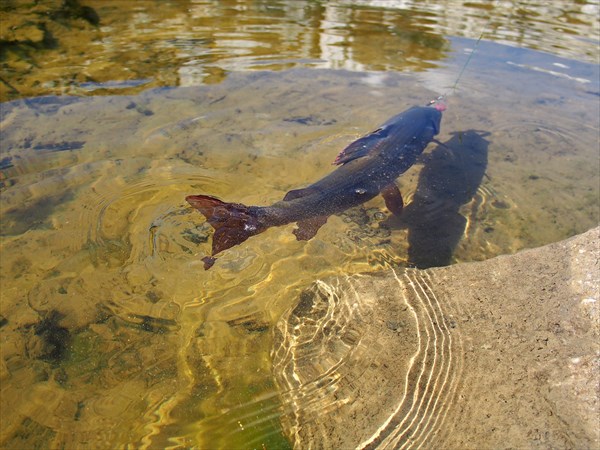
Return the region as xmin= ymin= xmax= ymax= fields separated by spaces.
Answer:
xmin=283 ymin=187 xmax=318 ymax=201
xmin=432 ymin=138 xmax=455 ymax=156
xmin=293 ymin=215 xmax=329 ymax=241
xmin=381 ymin=183 xmax=404 ymax=215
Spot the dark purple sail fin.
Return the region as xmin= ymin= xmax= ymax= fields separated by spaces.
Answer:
xmin=381 ymin=183 xmax=404 ymax=215
xmin=333 ymin=127 xmax=390 ymax=165
xmin=293 ymin=215 xmax=329 ymax=241
xmin=186 ymin=194 xmax=267 ymax=268
xmin=283 ymin=187 xmax=319 ymax=201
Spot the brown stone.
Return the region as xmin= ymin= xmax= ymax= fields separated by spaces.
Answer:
xmin=274 ymin=227 xmax=599 ymax=448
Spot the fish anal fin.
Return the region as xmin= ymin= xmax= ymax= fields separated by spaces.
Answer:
xmin=293 ymin=215 xmax=329 ymax=241
xmin=283 ymin=187 xmax=318 ymax=201
xmin=381 ymin=183 xmax=404 ymax=215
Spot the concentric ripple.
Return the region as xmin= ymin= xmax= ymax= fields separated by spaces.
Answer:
xmin=272 ymin=269 xmax=463 ymax=449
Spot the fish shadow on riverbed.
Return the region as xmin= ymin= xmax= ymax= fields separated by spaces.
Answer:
xmin=384 ymin=130 xmax=490 ymax=268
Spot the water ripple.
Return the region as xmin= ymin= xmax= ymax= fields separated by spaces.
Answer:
xmin=272 ymin=269 xmax=464 ymax=448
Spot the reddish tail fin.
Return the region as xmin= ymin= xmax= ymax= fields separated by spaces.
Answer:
xmin=186 ymin=195 xmax=267 ymax=268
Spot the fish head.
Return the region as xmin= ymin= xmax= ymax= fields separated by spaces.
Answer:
xmin=430 ymin=107 xmax=443 ymax=135
xmin=415 ymin=105 xmax=443 ymax=136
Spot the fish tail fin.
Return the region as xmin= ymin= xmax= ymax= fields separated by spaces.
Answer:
xmin=186 ymin=195 xmax=267 ymax=267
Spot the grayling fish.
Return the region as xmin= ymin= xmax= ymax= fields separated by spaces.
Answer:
xmin=187 ymin=102 xmax=445 ymax=269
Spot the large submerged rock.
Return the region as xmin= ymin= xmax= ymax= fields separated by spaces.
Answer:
xmin=273 ymin=227 xmax=599 ymax=449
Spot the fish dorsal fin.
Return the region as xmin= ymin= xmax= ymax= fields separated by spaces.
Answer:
xmin=333 ymin=127 xmax=390 ymax=165
xmin=283 ymin=187 xmax=318 ymax=201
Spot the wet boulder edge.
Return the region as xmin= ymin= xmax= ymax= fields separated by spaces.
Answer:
xmin=274 ymin=226 xmax=600 ymax=449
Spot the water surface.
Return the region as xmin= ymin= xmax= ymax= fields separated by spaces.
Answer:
xmin=0 ymin=0 xmax=599 ymax=448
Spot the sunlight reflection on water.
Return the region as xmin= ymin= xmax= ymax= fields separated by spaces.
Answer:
xmin=1 ymin=0 xmax=598 ymax=100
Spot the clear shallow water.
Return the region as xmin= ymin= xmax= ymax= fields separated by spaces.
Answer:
xmin=1 ymin=0 xmax=599 ymax=448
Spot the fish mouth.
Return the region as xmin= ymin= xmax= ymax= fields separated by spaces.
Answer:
xmin=429 ymin=95 xmax=447 ymax=112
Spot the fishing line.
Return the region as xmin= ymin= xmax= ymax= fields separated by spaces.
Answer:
xmin=428 ymin=9 xmax=496 ymax=110
xmin=450 ymin=8 xmax=497 ymax=95
xmin=449 ymin=25 xmax=488 ymax=95
xmin=426 ymin=10 xmax=496 ymax=147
